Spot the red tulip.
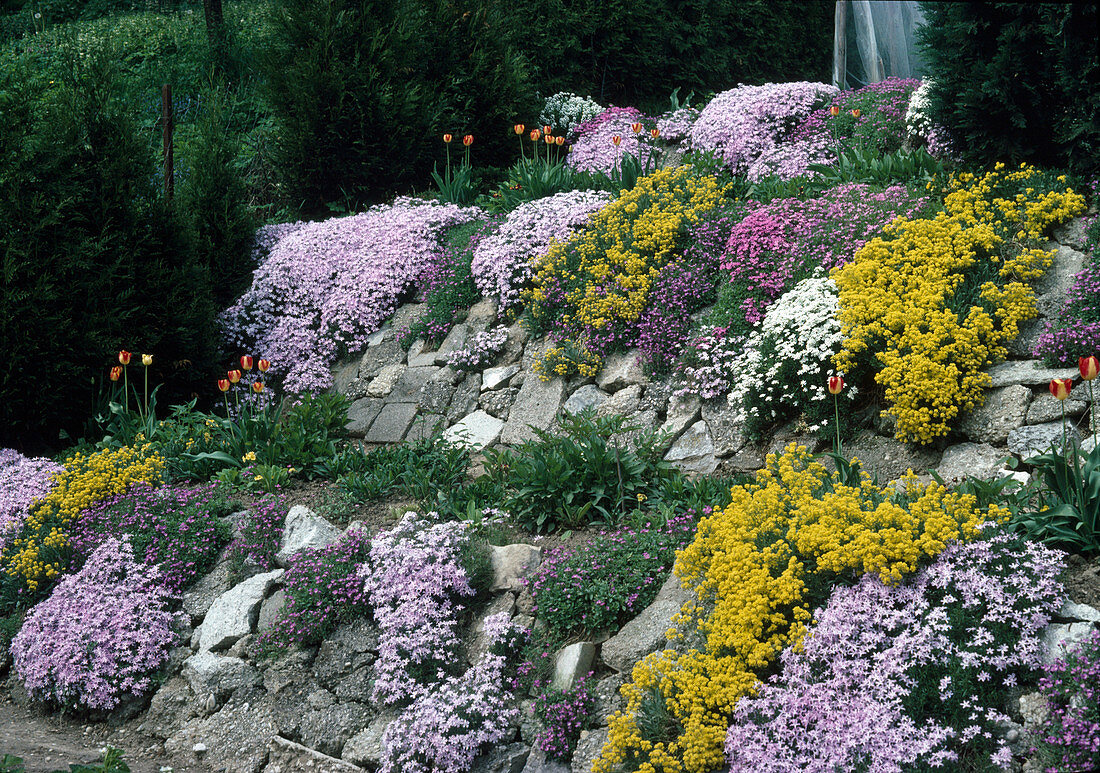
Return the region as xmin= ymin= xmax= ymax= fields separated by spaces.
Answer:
xmin=650 ymin=128 xmax=660 ymax=139
xmin=851 ymin=109 xmax=861 ymax=118
xmin=1079 ymin=355 xmax=1099 ymax=381
xmin=227 ymin=369 xmax=242 ymax=384
xmin=240 ymin=355 xmax=253 ymax=371
xmin=544 ymin=133 xmax=554 ymax=144
xmin=513 ymin=123 xmax=525 ymax=135
xmin=829 ymin=105 xmax=840 ymax=117
xmin=630 ymin=122 xmax=642 ymax=133
xmin=827 ymin=375 xmax=845 ymax=395
xmin=555 ymin=136 xmax=565 ymax=146
xmin=118 ymin=350 xmax=131 ymax=365
xmin=257 ymin=359 xmax=271 ymax=373
xmin=1050 ymin=377 xmax=1073 ymax=401
xmin=530 ymin=129 xmax=541 ymax=142
xmin=462 ymin=134 xmax=473 ymax=146
xmin=443 ymin=133 xmax=453 ymax=143
xmin=217 ymin=378 xmax=230 ymax=392
xmin=611 ymin=135 xmax=622 ymax=146
xmin=542 ymin=125 xmax=552 ymax=135
xmin=109 ymin=366 xmax=122 ymax=382
xmin=252 ymin=381 xmax=264 ymax=394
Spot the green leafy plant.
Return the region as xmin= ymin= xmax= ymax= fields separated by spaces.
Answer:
xmin=338 ymin=434 xmax=469 ymax=505
xmin=807 ymin=146 xmax=945 ymax=187
xmin=485 ymin=410 xmax=676 ymax=533
xmin=1013 ymin=442 xmax=1100 ymax=555
xmin=485 ymin=156 xmax=583 ymax=212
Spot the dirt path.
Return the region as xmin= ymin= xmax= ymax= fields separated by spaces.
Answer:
xmin=0 ymin=698 xmax=210 ymax=773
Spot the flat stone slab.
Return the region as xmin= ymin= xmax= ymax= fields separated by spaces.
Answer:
xmin=602 ymin=573 xmax=692 ymax=673
xmin=701 ymin=400 xmax=749 ymax=457
xmin=1008 ymin=421 xmax=1081 ymax=458
xmin=596 ymin=350 xmax=645 ymax=392
xmin=276 ymin=506 xmax=341 ymax=567
xmin=345 ymin=398 xmax=384 ymax=437
xmin=664 ymin=420 xmax=718 ymax=475
xmin=444 ymin=410 xmax=505 ymax=450
xmin=960 ymin=385 xmax=1031 ymax=444
xmin=935 ymin=443 xmax=1007 ymax=484
xmin=269 ymin=735 xmax=366 ymax=773
xmin=562 ymin=384 xmax=609 ymax=415
xmin=500 ymin=376 xmax=566 ymax=445
xmin=198 ymin=569 xmax=284 ymax=652
xmin=659 ymin=395 xmax=702 ymax=442
xmin=551 ymin=642 xmax=595 ymax=692
xmin=482 ymin=364 xmax=520 ymax=391
xmin=387 ymin=366 xmax=440 ymax=403
xmin=987 ymin=360 xmax=1079 ymax=388
xmin=1026 ymin=393 xmax=1087 ymax=424
xmin=364 ymin=403 xmax=419 ymax=443
xmin=366 ymin=363 xmax=406 ymax=398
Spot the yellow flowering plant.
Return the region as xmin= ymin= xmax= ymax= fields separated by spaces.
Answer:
xmin=832 ymin=164 xmax=1086 ymax=444
xmin=596 ymin=444 xmax=1004 ymax=773
xmin=523 ymin=166 xmax=726 ymax=380
xmin=0 ymin=444 xmax=164 ymax=609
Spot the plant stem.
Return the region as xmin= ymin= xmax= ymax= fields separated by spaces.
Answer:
xmin=122 ymin=366 xmax=129 ymax=414
xmin=833 ymin=393 xmax=843 ymax=458
xmin=1090 ymin=381 xmax=1097 ymax=448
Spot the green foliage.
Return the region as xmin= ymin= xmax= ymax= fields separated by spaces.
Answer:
xmin=807 ymin=146 xmax=945 ymax=187
xmin=485 ymin=157 xmax=587 ymax=213
xmin=179 ymin=81 xmax=257 ymax=308
xmin=485 ymin=410 xmax=676 ymax=533
xmin=918 ymin=2 xmax=1100 ymax=176
xmin=1012 ymin=442 xmax=1100 ymax=556
xmin=431 ymin=161 xmax=480 ymax=207
xmin=0 ymin=747 xmax=131 ymax=773
xmin=0 ymin=49 xmax=218 ymax=450
xmin=337 ymin=435 xmax=470 ymax=505
xmin=495 ymin=0 xmax=833 ymax=113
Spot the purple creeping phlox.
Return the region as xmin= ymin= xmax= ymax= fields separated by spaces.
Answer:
xmin=0 ymin=449 xmax=62 ymax=556
xmin=1034 ymin=628 xmax=1100 ymax=771
xmin=221 ymin=198 xmax=480 ymax=393
xmin=225 ymin=494 xmax=287 ymax=573
xmin=688 ymin=82 xmax=839 ymax=174
xmin=721 ymin=183 xmax=928 ymax=326
xmin=471 ymin=190 xmax=611 ymax=309
xmin=1034 ymin=215 xmax=1100 ymax=364
xmin=725 ymin=525 xmax=1065 ymax=773
xmin=566 ymin=107 xmax=656 ymax=176
xmin=379 ymin=613 xmax=526 ymax=773
xmin=10 ymin=536 xmax=177 ymax=711
xmin=69 ymin=482 xmax=230 ymax=593
xmin=363 ymin=513 xmax=475 ymax=705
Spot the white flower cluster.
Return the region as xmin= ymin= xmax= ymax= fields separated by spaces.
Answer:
xmin=904 ymin=79 xmax=936 ymax=146
xmin=446 ymin=325 xmax=509 ymax=372
xmin=538 ymin=92 xmax=604 ymax=138
xmin=728 ymin=276 xmax=853 ymax=432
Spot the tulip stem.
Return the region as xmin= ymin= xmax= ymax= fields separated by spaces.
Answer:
xmin=1090 ymin=381 xmax=1097 ymax=448
xmin=833 ymin=393 xmax=842 ymax=458
xmin=143 ymin=366 xmax=149 ymax=420
xmin=122 ymin=366 xmax=129 ymax=414
xmin=1061 ymin=401 xmax=1067 ymax=452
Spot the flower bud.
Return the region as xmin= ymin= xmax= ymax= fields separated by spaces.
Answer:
xmin=611 ymin=135 xmax=622 ymax=146
xmin=443 ymin=133 xmax=453 ymax=143
xmin=650 ymin=128 xmax=660 ymax=139
xmin=1079 ymin=355 xmax=1099 ymax=381
xmin=228 ymin=369 xmax=241 ymax=384
xmin=829 ymin=105 xmax=840 ymax=117
xmin=252 ymin=381 xmax=264 ymax=394
xmin=463 ymin=134 xmax=474 ymax=146
xmin=141 ymin=354 xmax=153 ymax=366
xmin=109 ymin=366 xmax=122 ymax=382
xmin=542 ymin=125 xmax=552 ymax=136
xmin=513 ymin=123 xmax=524 ymax=135
xmin=827 ymin=375 xmax=845 ymax=395
xmin=217 ymin=378 xmax=230 ymax=392
xmin=555 ymin=136 xmax=564 ymax=146
xmin=851 ymin=109 xmax=861 ymax=118
xmin=118 ymin=350 xmax=131 ymax=365
xmin=530 ymin=129 xmax=541 ymax=142
xmin=257 ymin=359 xmax=271 ymax=373
xmin=630 ymin=122 xmax=642 ymax=133
xmin=240 ymin=355 xmax=254 ymax=371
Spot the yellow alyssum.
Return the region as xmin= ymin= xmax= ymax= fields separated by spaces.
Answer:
xmin=525 ymin=167 xmax=725 ymax=380
xmin=594 ymin=445 xmax=1003 ymax=773
xmin=1 ymin=445 xmax=164 ymax=593
xmin=833 ymin=164 xmax=1085 ymax=444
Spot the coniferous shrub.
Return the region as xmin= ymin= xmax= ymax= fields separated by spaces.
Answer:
xmin=0 ymin=50 xmax=218 ymax=450
xmin=918 ymin=2 xmax=1100 ymax=175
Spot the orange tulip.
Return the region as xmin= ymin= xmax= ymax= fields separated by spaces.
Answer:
xmin=650 ymin=128 xmax=660 ymax=139
xmin=217 ymin=378 xmax=230 ymax=392
xmin=542 ymin=125 xmax=552 ymax=135
xmin=443 ymin=133 xmax=453 ymax=143
xmin=228 ymin=369 xmax=241 ymax=384
xmin=513 ymin=123 xmax=525 ymax=135
xmin=1050 ymin=378 xmax=1073 ymax=401
xmin=118 ymin=350 xmax=131 ymax=365
xmin=463 ymin=135 xmax=473 ymax=146
xmin=630 ymin=122 xmax=642 ymax=133
xmin=240 ymin=355 xmax=253 ymax=371
xmin=555 ymin=136 xmax=564 ymax=146
xmin=544 ymin=133 xmax=554 ymax=144
xmin=530 ymin=129 xmax=541 ymax=142
xmin=827 ymin=375 xmax=844 ymax=395
xmin=611 ymin=135 xmax=622 ymax=146
xmin=109 ymin=366 xmax=122 ymax=382
xmin=1079 ymin=355 xmax=1099 ymax=381
xmin=257 ymin=359 xmax=271 ymax=373
xmin=851 ymin=109 xmax=861 ymax=118
xmin=829 ymin=105 xmax=840 ymax=117
xmin=252 ymin=381 xmax=264 ymax=394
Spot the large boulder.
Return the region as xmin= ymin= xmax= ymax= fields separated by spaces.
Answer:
xmin=601 ymin=573 xmax=691 ymax=673
xmin=1026 ymin=393 xmax=1088 ymax=425
xmin=364 ymin=403 xmax=419 ymax=444
xmin=700 ymin=400 xmax=749 ymax=457
xmin=342 ymin=713 xmax=398 ymax=768
xmin=345 ymin=398 xmax=384 ymax=437
xmin=571 ymin=729 xmax=610 ymax=773
xmin=276 ymin=507 xmax=341 ymax=567
xmin=935 ymin=443 xmax=1007 ymax=484
xmin=198 ymin=569 xmax=284 ymax=652
xmin=551 ymin=642 xmax=596 ymax=691
xmin=1008 ymin=422 xmax=1080 ymax=458
xmin=663 ymin=421 xmax=718 ymax=475
xmin=659 ymin=395 xmax=701 ymax=442
xmin=986 ymin=360 xmax=1079 ymax=389
xmin=470 ymin=743 xmax=530 ymax=773
xmin=445 ymin=410 xmax=505 ymax=450
xmin=267 ymin=736 xmax=366 ymax=773
xmin=166 ymin=698 xmax=280 ymax=773
xmin=562 ymin=385 xmax=610 ymax=415
xmin=841 ymin=431 xmax=941 ymax=483
xmin=299 ymin=700 xmax=373 ymax=758
xmin=596 ymin=351 xmax=645 ymax=392
xmin=182 ymin=559 xmax=234 ymax=625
